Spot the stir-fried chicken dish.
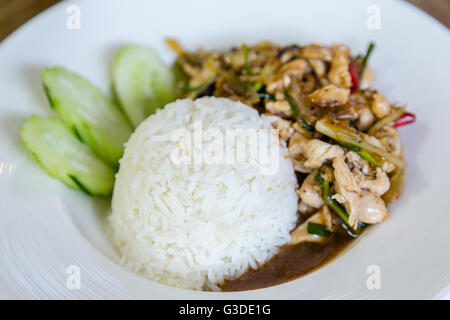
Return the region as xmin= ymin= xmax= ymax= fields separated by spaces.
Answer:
xmin=167 ymin=39 xmax=416 ymax=290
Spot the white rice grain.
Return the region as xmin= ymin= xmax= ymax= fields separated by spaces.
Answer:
xmin=108 ymin=97 xmax=298 ymax=291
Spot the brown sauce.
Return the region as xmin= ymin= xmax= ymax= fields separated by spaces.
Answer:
xmin=220 ymin=223 xmax=355 ymax=291
xmin=221 ymin=172 xmax=357 ymax=291
xmin=220 ymin=158 xmax=400 ymax=291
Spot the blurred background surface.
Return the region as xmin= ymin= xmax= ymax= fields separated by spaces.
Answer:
xmin=0 ymin=0 xmax=449 ymax=41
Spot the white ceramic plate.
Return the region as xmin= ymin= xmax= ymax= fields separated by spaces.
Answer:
xmin=0 ymin=0 xmax=449 ymax=299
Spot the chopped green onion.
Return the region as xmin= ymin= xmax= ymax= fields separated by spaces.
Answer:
xmin=307 ymin=222 xmax=332 ymax=237
xmin=254 ymin=81 xmax=264 ymax=92
xmin=356 ymin=149 xmax=384 ymax=168
xmin=285 ymin=91 xmax=314 ymax=131
xmin=368 ymin=107 xmax=405 ymax=136
xmin=182 ymin=77 xmax=216 ymax=93
xmin=315 ymin=118 xmax=405 ymax=170
xmin=242 ymin=43 xmax=252 ymax=75
xmin=315 ymin=174 xmax=360 ymax=235
xmin=315 ymin=173 xmax=325 ymax=185
xmin=359 ymin=41 xmax=375 ymax=78
xmin=339 ymin=142 xmax=384 ymax=168
xmin=338 ymin=142 xmax=361 ymax=152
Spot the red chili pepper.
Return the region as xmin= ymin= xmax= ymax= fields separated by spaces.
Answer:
xmin=349 ymin=62 xmax=359 ymax=92
xmin=393 ymin=112 xmax=416 ymax=128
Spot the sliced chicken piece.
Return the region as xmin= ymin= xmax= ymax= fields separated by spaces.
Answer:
xmin=346 ymin=151 xmax=371 ymax=176
xmin=297 ymin=73 xmax=317 ymax=94
xmin=376 ymin=126 xmax=402 ymax=157
xmin=297 ymin=171 xmax=324 ymax=208
xmin=331 ymin=193 xmax=346 ymax=204
xmin=328 ymin=45 xmax=352 ymax=88
xmin=275 ymin=91 xmax=286 ymax=101
xmin=288 ymin=132 xmax=343 ymax=169
xmin=333 ymin=155 xmax=360 ymax=193
xmin=357 ymin=105 xmax=375 ymax=131
xmin=265 ymin=74 xmax=285 ymax=94
xmin=278 ymin=45 xmax=298 ymax=63
xmin=279 ymin=58 xmax=310 ymax=78
xmin=271 ymin=116 xmax=294 ymax=141
xmin=265 ymin=100 xmax=293 ymax=118
xmin=288 ymin=132 xmax=308 ymax=155
xmin=359 ymin=167 xmax=390 ymax=196
xmin=357 ymin=190 xmax=389 ymax=224
xmin=333 ymin=154 xmax=361 ymax=228
xmin=303 ymin=139 xmax=344 ymax=168
xmin=334 ymin=150 xmax=391 ymax=226
xmin=335 ymin=188 xmax=360 ymax=229
xmin=291 ymin=154 xmax=313 ymax=173
xmin=290 ymin=206 xmax=333 ymax=244
xmin=382 ymin=161 xmax=396 ymax=173
xmin=298 ymin=44 xmax=333 ymax=62
xmin=292 ymin=122 xmax=315 ymax=138
xmin=371 ymin=92 xmax=391 ymax=118
xmin=308 ymin=58 xmax=327 ymax=79
xmin=346 ymin=151 xmax=390 ymax=196
xmin=308 ymin=84 xmax=350 ymax=107
xmin=363 ymin=132 xmax=385 ymax=148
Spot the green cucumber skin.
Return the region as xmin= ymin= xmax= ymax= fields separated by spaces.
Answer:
xmin=113 ymin=45 xmax=175 ymax=128
xmin=42 ymin=67 xmax=133 ymax=168
xmin=20 ymin=115 xmax=115 ymax=196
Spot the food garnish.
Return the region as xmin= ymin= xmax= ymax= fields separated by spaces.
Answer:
xmin=113 ymin=45 xmax=175 ymax=128
xmin=42 ymin=67 xmax=132 ymax=168
xmin=20 ymin=116 xmax=115 ymax=196
xmin=307 ymin=222 xmax=332 ymax=237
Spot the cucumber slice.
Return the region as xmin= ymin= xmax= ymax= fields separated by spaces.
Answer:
xmin=113 ymin=45 xmax=175 ymax=128
xmin=20 ymin=115 xmax=115 ymax=196
xmin=42 ymin=67 xmax=132 ymax=168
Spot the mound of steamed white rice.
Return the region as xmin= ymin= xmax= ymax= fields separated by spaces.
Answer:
xmin=108 ymin=97 xmax=298 ymax=291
